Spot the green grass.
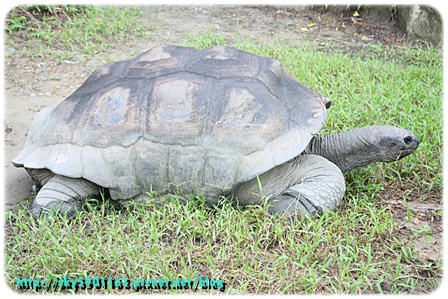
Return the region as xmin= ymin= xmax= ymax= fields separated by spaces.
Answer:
xmin=5 ymin=5 xmax=147 ymax=62
xmin=4 ymin=29 xmax=443 ymax=294
xmin=5 ymin=193 xmax=441 ymax=294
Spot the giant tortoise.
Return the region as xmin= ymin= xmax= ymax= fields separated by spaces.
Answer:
xmin=12 ymin=45 xmax=420 ymax=220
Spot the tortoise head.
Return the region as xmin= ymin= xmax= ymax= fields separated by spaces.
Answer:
xmin=374 ymin=125 xmax=420 ymax=162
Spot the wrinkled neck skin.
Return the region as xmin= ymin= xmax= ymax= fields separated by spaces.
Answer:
xmin=304 ymin=126 xmax=391 ymax=173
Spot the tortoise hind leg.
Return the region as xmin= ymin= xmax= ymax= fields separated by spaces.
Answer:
xmin=31 ymin=175 xmax=100 ymax=219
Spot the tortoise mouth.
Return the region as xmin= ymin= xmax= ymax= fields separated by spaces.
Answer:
xmin=397 ymin=148 xmax=417 ymax=160
xmin=398 ymin=136 xmax=420 ymax=159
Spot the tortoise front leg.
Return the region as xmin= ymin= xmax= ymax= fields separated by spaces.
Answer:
xmin=234 ymin=154 xmax=346 ymax=221
xmin=266 ymin=154 xmax=346 ymax=221
xmin=31 ymin=175 xmax=100 ymax=219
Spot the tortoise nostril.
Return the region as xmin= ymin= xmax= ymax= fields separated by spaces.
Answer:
xmin=404 ymin=136 xmax=414 ymax=145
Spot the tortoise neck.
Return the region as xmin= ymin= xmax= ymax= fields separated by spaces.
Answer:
xmin=304 ymin=127 xmax=382 ymax=173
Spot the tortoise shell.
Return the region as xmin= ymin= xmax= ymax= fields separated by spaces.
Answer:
xmin=13 ymin=45 xmax=330 ymax=201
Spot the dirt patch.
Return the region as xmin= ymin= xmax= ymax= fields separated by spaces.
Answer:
xmin=378 ymin=181 xmax=442 ymax=275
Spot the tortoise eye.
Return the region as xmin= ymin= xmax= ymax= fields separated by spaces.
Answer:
xmin=404 ymin=136 xmax=414 ymax=144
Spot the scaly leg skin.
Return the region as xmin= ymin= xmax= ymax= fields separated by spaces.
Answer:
xmin=267 ymin=155 xmax=346 ymax=221
xmin=31 ymin=175 xmax=100 ymax=219
xmin=234 ymin=154 xmax=346 ymax=221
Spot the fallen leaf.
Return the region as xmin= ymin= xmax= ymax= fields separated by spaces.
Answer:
xmin=341 ymin=22 xmax=346 ymax=29
xmin=307 ymin=23 xmax=317 ymax=27
xmin=413 ymin=218 xmax=420 ymax=225
xmin=361 ymin=36 xmax=368 ymax=40
xmin=353 ymin=11 xmax=360 ymax=17
xmin=335 ymin=27 xmax=339 ymax=31
xmin=300 ymin=28 xmax=309 ymax=32
xmin=388 ymin=205 xmax=395 ymax=213
xmin=197 ymin=245 xmax=209 ymax=253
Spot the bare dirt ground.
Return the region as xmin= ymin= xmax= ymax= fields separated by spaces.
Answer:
xmin=3 ymin=5 xmax=442 ymax=280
